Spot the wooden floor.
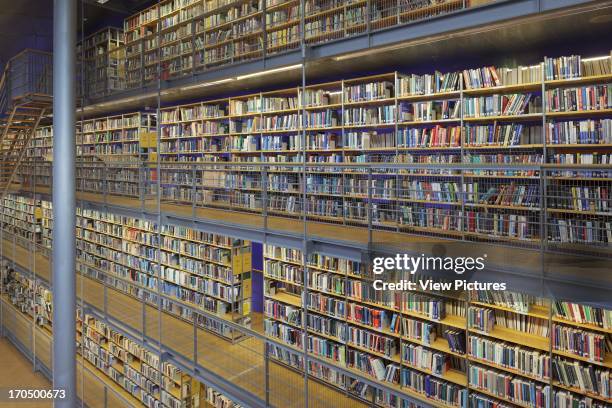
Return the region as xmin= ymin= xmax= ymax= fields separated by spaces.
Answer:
xmin=0 ymin=338 xmax=52 ymax=408
xmin=1 ymin=238 xmax=371 ymax=408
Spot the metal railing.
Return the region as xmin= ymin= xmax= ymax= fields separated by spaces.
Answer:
xmin=17 ymin=160 xmax=612 ymax=259
xmin=4 ymin=49 xmax=53 ymax=102
xmin=0 ymin=232 xmax=431 ymax=408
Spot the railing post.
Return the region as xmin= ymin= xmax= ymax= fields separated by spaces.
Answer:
xmin=367 ymin=166 xmax=373 ymax=243
xmin=264 ymin=340 xmax=270 ymax=407
xmin=262 ymin=165 xmax=268 ymax=230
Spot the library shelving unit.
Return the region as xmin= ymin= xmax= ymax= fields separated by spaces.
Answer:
xmin=16 ymin=52 xmax=612 ymax=250
xmin=0 ymin=194 xmax=253 ymax=343
xmin=119 ymin=0 xmax=486 ymax=90
xmin=20 ymin=112 xmax=157 ymax=198
xmin=263 ymin=243 xmax=469 ymax=407
xmin=78 ymin=112 xmax=157 ymax=198
xmin=0 ymin=263 xmax=246 ymax=408
xmin=266 ymin=0 xmax=300 ymax=55
xmin=542 ymin=54 xmax=612 ymax=251
xmin=3 ymin=268 xmax=53 ymax=331
xmin=1 ymin=195 xmax=40 ymax=244
xmin=79 ymin=112 xmax=157 ymax=160
xmin=78 ymin=310 xmax=201 ymax=408
xmin=262 ymin=243 xmax=612 ymax=408
xmin=75 ymin=205 xmax=252 ymax=342
xmin=77 ymin=27 xmax=125 ymax=98
xmin=1 ymin=194 xmax=611 ymax=407
xmin=129 ymin=51 xmax=607 ymax=248
xmin=123 ymin=0 xmax=265 ymax=85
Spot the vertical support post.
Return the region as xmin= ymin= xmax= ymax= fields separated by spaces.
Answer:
xmin=52 ymin=0 xmax=77 ymax=406
xmin=193 ymin=313 xmax=197 ymax=372
xmin=264 ymin=340 xmax=270 ymax=407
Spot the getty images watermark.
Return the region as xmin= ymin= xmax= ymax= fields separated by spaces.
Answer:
xmin=371 ymin=253 xmax=507 ymax=291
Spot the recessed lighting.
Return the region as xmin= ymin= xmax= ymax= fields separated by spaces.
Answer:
xmin=590 ymin=14 xmax=612 ymax=24
xmin=180 ymin=78 xmax=235 ymax=91
xmin=236 ymin=64 xmax=302 ymax=80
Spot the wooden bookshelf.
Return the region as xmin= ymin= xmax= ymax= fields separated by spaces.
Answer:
xmin=263 ymin=244 xmax=471 ymax=407
xmin=0 ymin=268 xmax=246 ymax=408
xmin=2 ymin=191 xmax=612 ymax=407
xmin=74 ymin=206 xmax=253 ymax=342
xmin=35 ymin=47 xmax=612 ymax=249
xmin=259 ymin=240 xmax=612 ymax=408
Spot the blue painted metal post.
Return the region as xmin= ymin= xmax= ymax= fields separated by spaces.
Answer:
xmin=52 ymin=0 xmax=77 ymax=406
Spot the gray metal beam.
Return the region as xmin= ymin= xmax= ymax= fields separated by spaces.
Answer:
xmin=52 ymin=0 xmax=77 ymax=406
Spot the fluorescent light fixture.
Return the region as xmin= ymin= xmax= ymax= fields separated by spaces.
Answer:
xmin=332 ymin=43 xmax=415 ymax=61
xmin=328 ymin=91 xmax=342 ymax=95
xmin=97 ymin=0 xmax=109 ymax=3
xmin=582 ymin=55 xmax=610 ymax=62
xmin=236 ymin=64 xmax=303 ymax=80
xmin=180 ymin=78 xmax=235 ymax=91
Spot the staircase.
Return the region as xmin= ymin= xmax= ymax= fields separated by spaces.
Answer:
xmin=0 ymin=50 xmax=53 ymax=198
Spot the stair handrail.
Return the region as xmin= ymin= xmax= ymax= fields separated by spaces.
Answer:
xmin=5 ymin=49 xmax=53 ymax=103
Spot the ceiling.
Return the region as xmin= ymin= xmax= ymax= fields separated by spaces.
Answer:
xmin=0 ymin=0 xmax=157 ymax=70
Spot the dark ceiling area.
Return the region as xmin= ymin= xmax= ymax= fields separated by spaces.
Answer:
xmin=0 ymin=0 xmax=156 ymax=70
xmin=1 ymin=0 xmax=611 ymax=115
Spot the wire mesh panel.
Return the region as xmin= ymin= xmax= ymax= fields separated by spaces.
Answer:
xmin=7 ymin=50 xmax=53 ymax=100
xmin=370 ymin=0 xmax=399 ymax=31
xmin=304 ymin=0 xmax=347 ymax=44
xmin=545 ymin=166 xmax=612 ymax=256
xmin=266 ymin=0 xmax=301 ymax=55
xmin=398 ymin=0 xmax=465 ymax=25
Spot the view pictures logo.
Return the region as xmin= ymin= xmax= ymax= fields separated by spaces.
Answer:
xmin=372 ymin=254 xmax=487 ymax=275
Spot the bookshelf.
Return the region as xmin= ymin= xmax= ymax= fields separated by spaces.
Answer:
xmin=263 ymin=244 xmax=469 ymax=407
xmin=0 ymin=193 xmax=253 ymax=343
xmin=73 ymin=206 xmax=253 ymax=341
xmin=125 ymin=51 xmax=602 ymax=248
xmin=21 ymin=112 xmax=157 ymax=198
xmin=543 ymin=54 xmax=612 ymax=251
xmin=3 ymin=268 xmax=52 ymax=331
xmin=261 ymin=243 xmax=612 ymax=408
xmin=0 ymin=264 xmax=245 ymax=408
xmin=123 ymin=0 xmax=266 ymax=84
xmin=78 ymin=27 xmax=125 ymax=98
xmin=118 ymin=0 xmax=483 ymax=87
xmin=13 ymin=52 xmax=611 ymax=253
xmin=1 ymin=191 xmax=610 ymax=407
xmin=78 ymin=310 xmax=202 ymax=408
xmin=1 ymin=195 xmax=40 ymax=244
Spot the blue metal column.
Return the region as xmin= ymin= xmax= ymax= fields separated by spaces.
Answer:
xmin=52 ymin=0 xmax=77 ymax=406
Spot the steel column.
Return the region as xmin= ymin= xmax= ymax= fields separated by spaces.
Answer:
xmin=52 ymin=0 xmax=77 ymax=406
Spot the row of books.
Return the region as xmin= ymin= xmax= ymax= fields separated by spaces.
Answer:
xmin=468 ymin=335 xmax=551 ymax=380
xmin=463 ymin=65 xmax=542 ymax=89
xmin=547 ymin=185 xmax=610 ymax=212
xmin=553 ymin=301 xmax=612 ymax=330
xmin=546 ymin=119 xmax=612 ymax=145
xmin=552 ymin=357 xmax=610 ymax=399
xmin=552 ymin=325 xmax=610 ymax=362
xmin=469 ymin=365 xmax=551 ymax=408
xmin=545 ymin=85 xmax=611 ymax=113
